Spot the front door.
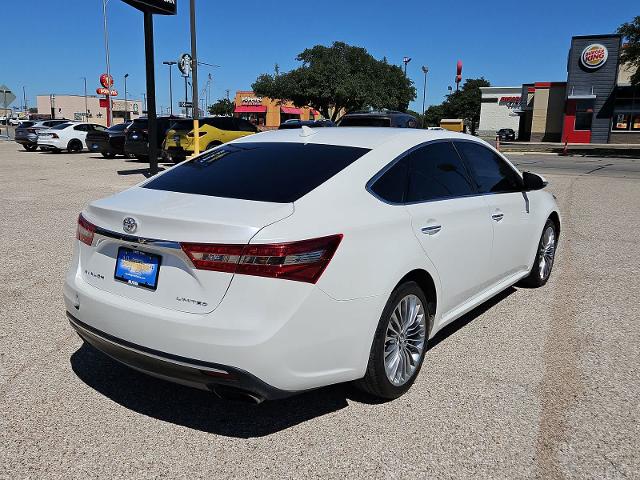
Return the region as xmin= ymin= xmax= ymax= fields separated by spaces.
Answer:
xmin=454 ymin=140 xmax=535 ymax=285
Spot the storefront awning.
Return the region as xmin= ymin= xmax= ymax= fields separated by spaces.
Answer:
xmin=281 ymin=106 xmax=301 ymax=115
xmin=235 ymin=105 xmax=267 ymax=113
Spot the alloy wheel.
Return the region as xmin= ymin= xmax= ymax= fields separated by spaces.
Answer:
xmin=383 ymin=294 xmax=427 ymax=386
xmin=538 ymin=226 xmax=556 ymax=280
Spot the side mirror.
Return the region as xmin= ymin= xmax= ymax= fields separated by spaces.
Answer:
xmin=522 ymin=171 xmax=548 ymax=191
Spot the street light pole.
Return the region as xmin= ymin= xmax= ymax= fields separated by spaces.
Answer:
xmin=124 ymin=73 xmax=129 ymax=121
xmin=82 ymin=77 xmax=88 ymax=122
xmin=162 ymin=61 xmax=176 ymax=116
xmin=421 ymin=66 xmax=429 ymax=128
xmin=403 ymin=56 xmax=411 ymax=76
xmin=189 ymin=0 xmax=200 ymax=155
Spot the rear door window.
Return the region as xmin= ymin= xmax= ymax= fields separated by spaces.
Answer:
xmin=454 ymin=141 xmax=522 ymax=194
xmin=406 ymin=141 xmax=475 ymax=202
xmin=143 ymin=142 xmax=370 ymax=203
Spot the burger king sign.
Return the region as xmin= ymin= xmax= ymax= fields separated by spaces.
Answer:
xmin=580 ymin=44 xmax=608 ymax=70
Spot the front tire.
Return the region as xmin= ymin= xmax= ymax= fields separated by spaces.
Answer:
xmin=355 ymin=281 xmax=430 ymax=400
xmin=24 ymin=144 xmax=38 ymax=152
xmin=520 ymin=219 xmax=558 ymax=287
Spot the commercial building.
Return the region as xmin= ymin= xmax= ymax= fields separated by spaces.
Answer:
xmin=478 ymin=87 xmax=522 ymax=137
xmin=36 ymin=95 xmax=143 ymax=126
xmin=479 ymin=34 xmax=639 ymax=144
xmin=233 ymin=91 xmax=319 ymax=129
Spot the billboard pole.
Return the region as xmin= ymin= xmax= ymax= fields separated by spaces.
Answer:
xmin=143 ymin=11 xmax=158 ymax=174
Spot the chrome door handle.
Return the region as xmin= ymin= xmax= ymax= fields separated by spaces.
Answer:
xmin=491 ymin=213 xmax=504 ymax=222
xmin=421 ymin=225 xmax=442 ymax=235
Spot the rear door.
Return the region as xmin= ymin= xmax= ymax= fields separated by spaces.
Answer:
xmin=401 ymin=141 xmax=494 ymax=317
xmin=454 ymin=140 xmax=533 ymax=284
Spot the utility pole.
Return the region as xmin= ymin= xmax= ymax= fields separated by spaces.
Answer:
xmin=190 ymin=0 xmax=200 ymax=155
xmin=22 ymin=86 xmax=27 ymax=116
xmin=421 ymin=66 xmax=429 ymax=128
xmin=162 ymin=61 xmax=176 ymax=116
xmin=225 ymin=89 xmax=229 ymax=101
xmin=124 ymin=73 xmax=129 ymax=121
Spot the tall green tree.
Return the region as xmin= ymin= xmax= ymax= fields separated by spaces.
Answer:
xmin=618 ymin=16 xmax=640 ymax=85
xmin=441 ymin=78 xmax=490 ymax=134
xmin=252 ymin=42 xmax=416 ymax=121
xmin=208 ymin=98 xmax=235 ymax=116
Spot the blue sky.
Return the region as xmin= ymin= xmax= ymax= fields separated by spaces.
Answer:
xmin=1 ymin=0 xmax=637 ymax=113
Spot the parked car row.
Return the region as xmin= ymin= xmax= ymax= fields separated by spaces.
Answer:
xmin=14 ymin=110 xmax=425 ymax=159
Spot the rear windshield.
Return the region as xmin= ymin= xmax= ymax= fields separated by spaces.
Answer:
xmin=339 ymin=117 xmax=391 ymax=127
xmin=169 ymin=119 xmax=193 ymax=131
xmin=108 ymin=123 xmax=129 ymax=132
xmin=52 ymin=122 xmax=72 ymax=130
xmin=18 ymin=121 xmax=36 ymax=128
xmin=143 ymin=142 xmax=370 ymax=203
xmin=131 ymin=119 xmax=148 ymax=129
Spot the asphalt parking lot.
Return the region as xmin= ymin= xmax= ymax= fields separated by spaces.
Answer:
xmin=1 ymin=142 xmax=638 ymax=479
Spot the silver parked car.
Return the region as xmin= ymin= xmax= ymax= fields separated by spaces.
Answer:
xmin=15 ymin=119 xmax=74 ymax=151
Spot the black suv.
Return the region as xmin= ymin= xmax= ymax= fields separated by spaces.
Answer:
xmin=497 ymin=128 xmax=516 ymax=141
xmin=86 ymin=121 xmax=132 ymax=158
xmin=124 ymin=116 xmax=181 ymax=159
xmin=338 ymin=111 xmax=419 ymax=128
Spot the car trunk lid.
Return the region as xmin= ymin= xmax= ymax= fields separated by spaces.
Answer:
xmin=79 ymin=187 xmax=294 ymax=313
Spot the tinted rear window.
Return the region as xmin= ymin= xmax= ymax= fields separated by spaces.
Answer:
xmin=18 ymin=121 xmax=36 ymax=128
xmin=131 ymin=119 xmax=148 ymax=129
xmin=143 ymin=142 xmax=370 ymax=203
xmin=108 ymin=123 xmax=129 ymax=132
xmin=339 ymin=117 xmax=391 ymax=127
xmin=169 ymin=120 xmax=193 ymax=131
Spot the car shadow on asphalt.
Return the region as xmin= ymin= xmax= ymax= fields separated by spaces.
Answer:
xmin=428 ymin=286 xmax=516 ymax=350
xmin=116 ymin=167 xmax=165 ymax=178
xmin=69 ymin=286 xmax=517 ymax=438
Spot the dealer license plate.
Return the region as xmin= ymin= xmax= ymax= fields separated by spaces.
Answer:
xmin=114 ymin=247 xmax=161 ymax=290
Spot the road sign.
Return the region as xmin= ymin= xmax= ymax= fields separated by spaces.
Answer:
xmin=178 ymin=101 xmax=192 ymax=108
xmin=178 ymin=53 xmax=192 ymax=77
xmin=0 ymin=85 xmax=16 ymax=107
xmin=121 ymin=0 xmax=177 ymax=15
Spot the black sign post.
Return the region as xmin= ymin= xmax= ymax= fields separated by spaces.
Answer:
xmin=121 ymin=0 xmax=177 ymax=174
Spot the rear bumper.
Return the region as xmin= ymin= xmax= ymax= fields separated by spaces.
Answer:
xmin=124 ymin=141 xmax=149 ymax=157
xmin=68 ymin=312 xmax=292 ymax=400
xmin=64 ymin=255 xmax=383 ymax=393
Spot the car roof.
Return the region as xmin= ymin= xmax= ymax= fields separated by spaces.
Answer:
xmin=233 ymin=126 xmax=478 ymax=150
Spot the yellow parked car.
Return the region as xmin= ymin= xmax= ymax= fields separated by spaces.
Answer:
xmin=163 ymin=117 xmax=258 ymax=162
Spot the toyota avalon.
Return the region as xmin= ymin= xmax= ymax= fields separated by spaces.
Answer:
xmin=64 ymin=127 xmax=559 ymax=402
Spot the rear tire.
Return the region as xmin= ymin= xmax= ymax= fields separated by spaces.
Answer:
xmin=101 ymin=152 xmax=116 ymax=159
xmin=519 ymin=219 xmax=558 ymax=288
xmin=24 ymin=144 xmax=38 ymax=152
xmin=67 ymin=139 xmax=83 ymax=153
xmin=355 ymin=281 xmax=431 ymax=400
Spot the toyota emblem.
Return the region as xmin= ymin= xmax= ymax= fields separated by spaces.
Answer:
xmin=123 ymin=217 xmax=137 ymax=234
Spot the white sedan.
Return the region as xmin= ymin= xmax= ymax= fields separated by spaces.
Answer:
xmin=64 ymin=128 xmax=560 ymax=402
xmin=38 ymin=122 xmax=106 ymax=153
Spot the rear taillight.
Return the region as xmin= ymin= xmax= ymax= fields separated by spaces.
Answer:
xmin=181 ymin=234 xmax=343 ymax=283
xmin=77 ymin=214 xmax=96 ymax=246
xmin=27 ymin=128 xmax=36 ymax=133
